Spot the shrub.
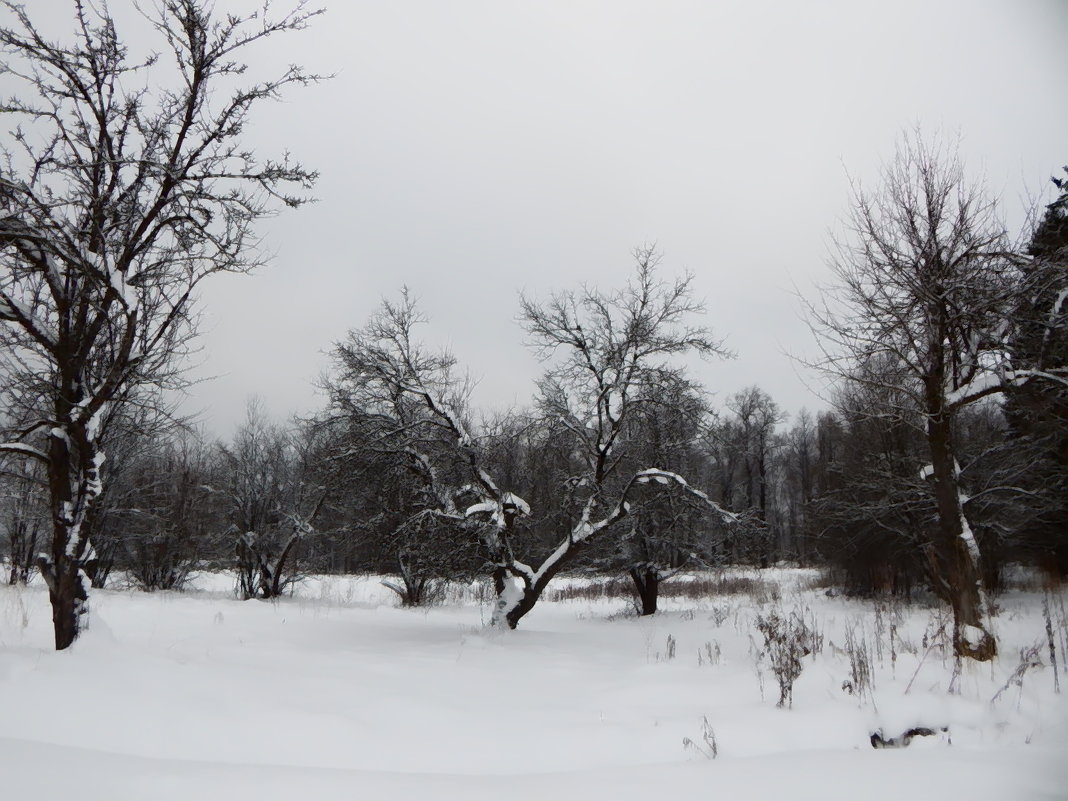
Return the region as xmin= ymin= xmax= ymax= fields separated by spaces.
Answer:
xmin=755 ymin=609 xmax=813 ymax=708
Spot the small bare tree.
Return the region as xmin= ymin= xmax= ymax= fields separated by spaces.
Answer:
xmin=1 ymin=457 xmax=44 ymax=584
xmin=608 ymin=375 xmax=726 ymax=614
xmin=220 ymin=402 xmax=322 ymax=600
xmin=0 ymin=1 xmax=320 ymax=647
xmin=118 ymin=430 xmax=218 ymax=592
xmin=323 ymin=291 xmax=497 ymax=606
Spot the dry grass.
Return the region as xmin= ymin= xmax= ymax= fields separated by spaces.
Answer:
xmin=545 ymin=572 xmax=780 ymax=604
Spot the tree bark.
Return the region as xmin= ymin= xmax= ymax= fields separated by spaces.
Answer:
xmin=926 ymin=411 xmax=997 ymax=661
xmin=41 ymin=424 xmax=95 ymax=650
xmin=629 ymin=567 xmax=659 ymax=616
xmin=39 ymin=552 xmax=87 ymax=651
xmin=500 ymin=553 xmax=573 ymax=629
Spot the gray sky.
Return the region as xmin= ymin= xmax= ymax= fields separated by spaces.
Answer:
xmin=164 ymin=1 xmax=1068 ymax=432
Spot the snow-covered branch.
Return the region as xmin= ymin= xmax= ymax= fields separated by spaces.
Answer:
xmin=0 ymin=441 xmax=49 ymax=464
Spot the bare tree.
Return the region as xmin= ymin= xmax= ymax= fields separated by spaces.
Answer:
xmin=221 ymin=401 xmax=321 ymax=600
xmin=322 ymin=291 xmax=496 ymax=606
xmin=726 ymin=387 xmax=785 ymax=523
xmin=0 ymin=1 xmax=320 ymax=647
xmin=810 ymin=372 xmax=932 ymax=596
xmin=75 ymin=400 xmax=184 ymax=588
xmin=504 ymin=248 xmax=735 ymax=626
xmin=322 ymin=257 xmax=734 ymax=626
xmin=778 ymin=409 xmax=818 ymax=563
xmin=609 ymin=375 xmax=726 ymax=615
xmin=1 ymin=457 xmax=44 ymax=584
xmin=808 ymin=132 xmax=1030 ymax=660
xmin=118 ymin=429 xmax=219 ymax=592
xmin=721 ymin=386 xmax=785 ymax=565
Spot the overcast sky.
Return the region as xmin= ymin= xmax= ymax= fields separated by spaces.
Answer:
xmin=78 ymin=1 xmax=1068 ymax=433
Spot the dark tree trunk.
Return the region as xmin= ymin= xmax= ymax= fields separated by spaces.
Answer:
xmin=500 ymin=556 xmax=570 ymax=629
xmin=268 ymin=532 xmax=301 ymax=598
xmin=493 ymin=565 xmax=507 ymax=598
xmin=926 ymin=407 xmax=996 ymax=661
xmin=629 ymin=567 xmax=659 ymax=616
xmin=41 ymin=424 xmax=95 ymax=650
xmin=757 ymin=448 xmax=768 ymax=522
xmin=40 ymin=553 xmax=87 ymax=651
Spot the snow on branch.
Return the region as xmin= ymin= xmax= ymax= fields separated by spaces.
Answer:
xmin=634 ymin=468 xmax=737 ymax=522
xmin=946 ymin=366 xmax=1068 ymax=410
xmin=0 ymin=293 xmax=58 ymax=351
xmin=945 ymin=370 xmax=1010 ymax=409
xmin=0 ymin=441 xmax=49 ymax=464
xmin=531 ymin=469 xmax=733 ymax=580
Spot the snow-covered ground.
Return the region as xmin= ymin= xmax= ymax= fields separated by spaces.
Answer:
xmin=1 ymin=569 xmax=1065 ymax=800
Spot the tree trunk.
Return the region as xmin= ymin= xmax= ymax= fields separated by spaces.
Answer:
xmin=499 ymin=560 xmax=565 ymax=629
xmin=499 ymin=536 xmax=596 ymax=628
xmin=501 ymin=580 xmax=538 ymax=629
xmin=41 ymin=425 xmax=96 ymax=650
xmin=926 ymin=412 xmax=997 ymax=661
xmin=268 ymin=532 xmax=301 ymax=598
xmin=39 ymin=552 xmax=87 ymax=651
xmin=629 ymin=567 xmax=659 ymax=615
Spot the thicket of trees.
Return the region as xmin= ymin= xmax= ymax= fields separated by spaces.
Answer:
xmin=4 ymin=166 xmax=1064 ymax=647
xmin=0 ymin=3 xmax=1065 ymax=662
xmin=3 ymin=160 xmax=1066 ymax=657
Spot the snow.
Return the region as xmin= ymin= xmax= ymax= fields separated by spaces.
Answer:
xmin=637 ymin=467 xmax=682 ymax=484
xmin=85 ymin=450 xmax=106 ymax=500
xmin=465 ymin=501 xmax=497 ymax=517
xmin=634 ymin=469 xmax=735 ymax=521
xmin=960 ymin=624 xmax=986 ymax=650
xmin=494 ymin=573 xmax=527 ymax=621
xmin=0 ymin=441 xmax=48 ymax=462
xmin=959 ymin=514 xmax=984 ymax=565
xmin=1050 ymin=287 xmax=1068 ymax=321
xmin=63 ymin=520 xmax=84 ymax=558
xmin=0 ymin=569 xmax=1065 ymax=800
xmin=477 ymin=468 xmax=501 ymax=496
xmin=466 ymin=492 xmax=530 ymax=527
xmin=945 ymin=371 xmax=1004 ymax=407
xmin=502 ymin=491 xmax=531 ymax=517
xmin=86 ymin=404 xmax=107 ymax=443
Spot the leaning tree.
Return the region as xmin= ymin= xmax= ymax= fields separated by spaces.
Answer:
xmin=0 ymin=0 xmax=321 ymax=648
xmin=505 ymin=248 xmax=736 ymax=626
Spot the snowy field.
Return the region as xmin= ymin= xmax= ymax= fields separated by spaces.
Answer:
xmin=1 ymin=569 xmax=1065 ymax=800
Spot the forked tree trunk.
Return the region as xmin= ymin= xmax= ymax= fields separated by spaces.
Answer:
xmin=497 ymin=555 xmax=570 ymax=629
xmin=267 ymin=532 xmax=301 ymax=598
xmin=499 ymin=578 xmax=542 ymax=629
